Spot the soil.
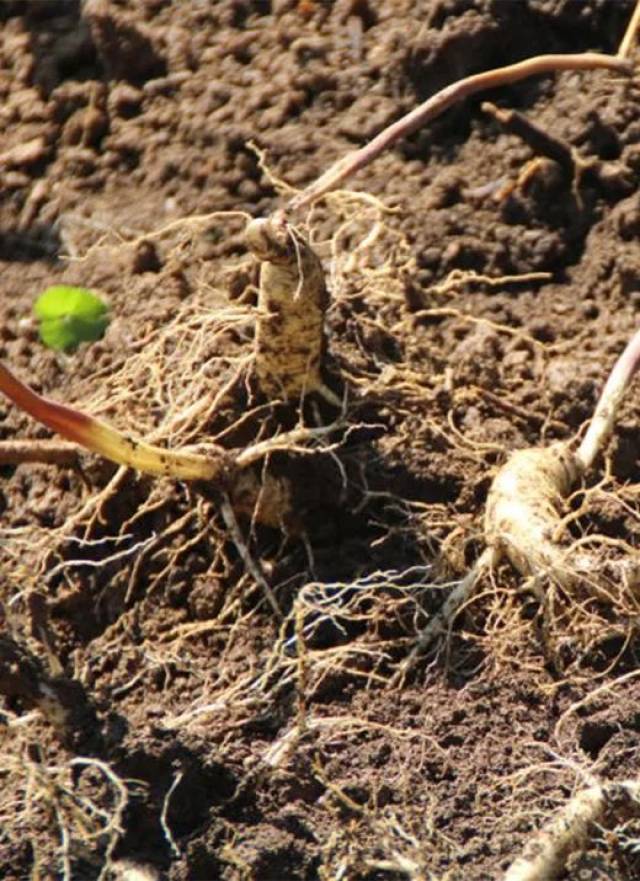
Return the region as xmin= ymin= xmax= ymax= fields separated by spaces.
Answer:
xmin=2 ymin=1 xmax=640 ymax=879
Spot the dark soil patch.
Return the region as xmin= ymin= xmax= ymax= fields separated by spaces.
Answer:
xmin=2 ymin=1 xmax=640 ymax=879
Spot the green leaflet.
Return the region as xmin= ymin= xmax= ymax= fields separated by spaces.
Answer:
xmin=34 ymin=286 xmax=110 ymax=352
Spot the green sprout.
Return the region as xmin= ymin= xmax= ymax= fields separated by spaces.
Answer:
xmin=34 ymin=285 xmax=110 ymax=352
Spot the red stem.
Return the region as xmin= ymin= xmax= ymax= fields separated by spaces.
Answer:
xmin=288 ymin=52 xmax=629 ymax=211
xmin=0 ymin=362 xmax=95 ymax=447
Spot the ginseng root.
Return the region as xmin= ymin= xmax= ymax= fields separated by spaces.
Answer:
xmin=401 ymin=325 xmax=640 ymax=668
xmin=0 ymin=214 xmax=345 ymax=526
xmin=487 ymin=324 xmax=640 ymax=587
xmin=484 ymin=442 xmax=581 ymax=589
xmin=504 ymin=778 xmax=640 ymax=881
xmin=245 ymin=214 xmax=340 ymax=406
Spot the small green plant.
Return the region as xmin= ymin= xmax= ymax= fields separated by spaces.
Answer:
xmin=34 ymin=285 xmax=110 ymax=352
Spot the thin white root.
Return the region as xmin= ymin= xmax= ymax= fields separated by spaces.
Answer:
xmin=219 ymin=491 xmax=282 ymax=617
xmin=160 ymin=770 xmax=183 ymax=859
xmin=391 ymin=548 xmax=495 ymax=684
xmin=504 ymin=778 xmax=640 ymax=881
xmin=485 ymin=442 xmax=581 ymax=586
xmin=235 ymin=421 xmax=343 ymax=468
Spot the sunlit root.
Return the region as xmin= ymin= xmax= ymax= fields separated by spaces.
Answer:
xmin=487 ymin=324 xmax=640 ymax=587
xmin=245 ymin=214 xmax=340 ymax=405
xmin=402 ymin=326 xmax=640 ymax=667
xmin=504 ymin=778 xmax=640 ymax=881
xmin=485 ymin=442 xmax=582 ymax=588
xmin=483 ymin=442 xmax=640 ymax=606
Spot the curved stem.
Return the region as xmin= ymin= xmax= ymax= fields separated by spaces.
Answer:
xmin=0 ymin=361 xmax=229 ymax=481
xmin=619 ymin=0 xmax=640 ymax=58
xmin=576 ymin=326 xmax=640 ymax=472
xmin=288 ymin=52 xmax=629 ymax=211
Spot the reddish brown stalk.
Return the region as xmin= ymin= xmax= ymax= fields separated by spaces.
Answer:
xmin=0 ymin=362 xmax=230 ymax=481
xmin=0 ymin=362 xmax=97 ymax=448
xmin=288 ymin=53 xmax=629 ymax=211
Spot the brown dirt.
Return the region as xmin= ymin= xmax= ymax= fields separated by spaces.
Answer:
xmin=2 ymin=1 xmax=640 ymax=879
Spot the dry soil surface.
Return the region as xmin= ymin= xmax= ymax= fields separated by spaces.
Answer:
xmin=2 ymin=1 xmax=640 ymax=879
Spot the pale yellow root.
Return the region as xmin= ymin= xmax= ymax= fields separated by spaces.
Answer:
xmin=486 ymin=323 xmax=640 ymax=586
xmin=245 ymin=215 xmax=339 ymax=404
xmin=504 ymin=779 xmax=640 ymax=881
xmin=394 ymin=444 xmax=585 ymax=669
xmin=485 ymin=442 xmax=582 ymax=587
